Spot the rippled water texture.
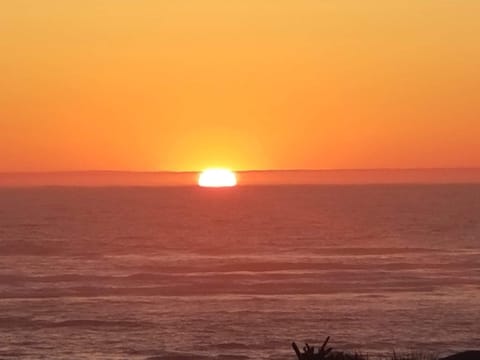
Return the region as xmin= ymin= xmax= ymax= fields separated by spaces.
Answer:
xmin=0 ymin=186 xmax=479 ymax=359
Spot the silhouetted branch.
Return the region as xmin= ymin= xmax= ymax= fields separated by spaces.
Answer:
xmin=292 ymin=336 xmax=332 ymax=360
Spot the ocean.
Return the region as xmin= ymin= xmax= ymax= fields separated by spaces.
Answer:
xmin=0 ymin=185 xmax=479 ymax=359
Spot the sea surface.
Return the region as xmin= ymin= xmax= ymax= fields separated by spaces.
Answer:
xmin=0 ymin=185 xmax=479 ymax=359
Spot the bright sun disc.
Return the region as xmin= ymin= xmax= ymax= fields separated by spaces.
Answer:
xmin=198 ymin=169 xmax=237 ymax=187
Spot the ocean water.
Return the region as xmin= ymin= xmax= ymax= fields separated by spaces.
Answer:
xmin=0 ymin=185 xmax=479 ymax=359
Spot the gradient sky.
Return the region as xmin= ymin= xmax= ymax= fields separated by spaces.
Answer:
xmin=1 ymin=1 xmax=479 ymax=172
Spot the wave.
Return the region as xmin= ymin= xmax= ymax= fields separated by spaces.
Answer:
xmin=0 ymin=241 xmax=463 ymax=257
xmin=1 ymin=277 xmax=477 ymax=299
xmin=0 ymin=256 xmax=479 ymax=286
xmin=0 ymin=317 xmax=153 ymax=329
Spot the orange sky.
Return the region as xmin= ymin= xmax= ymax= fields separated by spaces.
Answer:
xmin=1 ymin=1 xmax=479 ymax=172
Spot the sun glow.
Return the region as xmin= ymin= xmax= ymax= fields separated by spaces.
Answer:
xmin=198 ymin=169 xmax=237 ymax=187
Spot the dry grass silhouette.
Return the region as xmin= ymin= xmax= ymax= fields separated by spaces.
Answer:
xmin=290 ymin=336 xmax=455 ymax=360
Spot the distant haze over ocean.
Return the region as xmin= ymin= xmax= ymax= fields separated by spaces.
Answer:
xmin=1 ymin=169 xmax=480 ymax=187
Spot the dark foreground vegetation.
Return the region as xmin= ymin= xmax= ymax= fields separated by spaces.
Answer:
xmin=291 ymin=337 xmax=480 ymax=360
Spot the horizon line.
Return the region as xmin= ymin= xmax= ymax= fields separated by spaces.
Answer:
xmin=2 ymin=167 xmax=480 ymax=175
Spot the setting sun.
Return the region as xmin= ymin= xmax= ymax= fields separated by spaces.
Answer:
xmin=198 ymin=169 xmax=237 ymax=188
